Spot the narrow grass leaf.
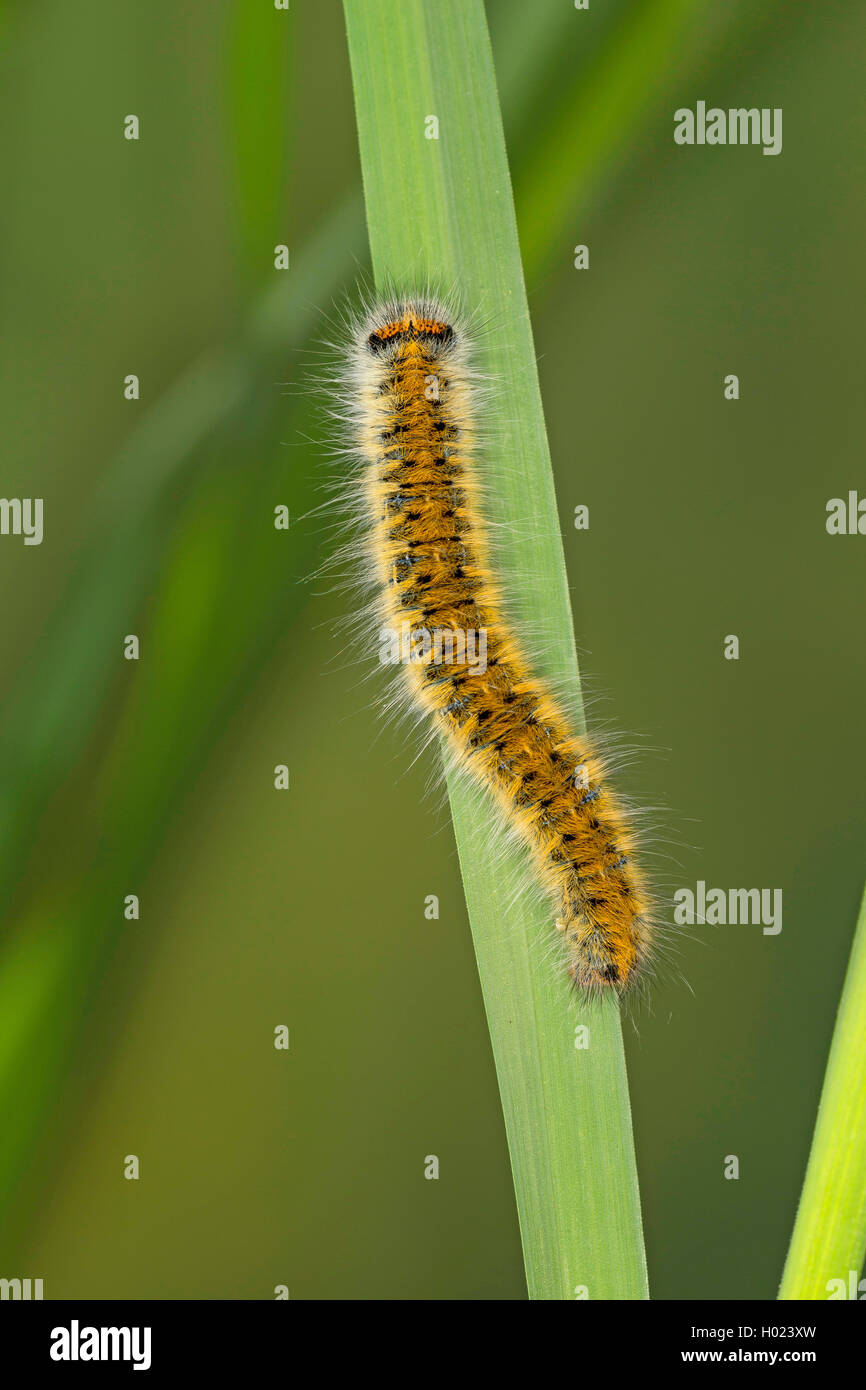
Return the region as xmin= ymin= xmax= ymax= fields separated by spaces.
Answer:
xmin=779 ymin=883 xmax=866 ymax=1299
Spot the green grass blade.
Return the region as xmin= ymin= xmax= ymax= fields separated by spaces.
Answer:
xmin=779 ymin=884 xmax=866 ymax=1300
xmin=343 ymin=0 xmax=647 ymax=1299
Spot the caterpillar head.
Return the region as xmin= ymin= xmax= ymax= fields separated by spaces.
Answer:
xmin=366 ymin=305 xmax=455 ymax=358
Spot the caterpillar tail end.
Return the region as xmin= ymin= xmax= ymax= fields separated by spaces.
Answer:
xmin=555 ymin=915 xmax=641 ymax=998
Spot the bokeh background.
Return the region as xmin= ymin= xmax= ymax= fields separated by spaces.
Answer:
xmin=0 ymin=0 xmax=864 ymax=1299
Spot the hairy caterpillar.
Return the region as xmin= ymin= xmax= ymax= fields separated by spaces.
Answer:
xmin=340 ymin=293 xmax=651 ymax=995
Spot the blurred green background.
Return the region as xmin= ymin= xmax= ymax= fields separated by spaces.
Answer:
xmin=0 ymin=0 xmax=863 ymax=1299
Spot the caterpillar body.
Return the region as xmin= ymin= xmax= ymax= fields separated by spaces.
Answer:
xmin=344 ymin=294 xmax=651 ymax=996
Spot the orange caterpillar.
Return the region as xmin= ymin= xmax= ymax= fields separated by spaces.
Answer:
xmin=347 ymin=295 xmax=651 ymax=995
